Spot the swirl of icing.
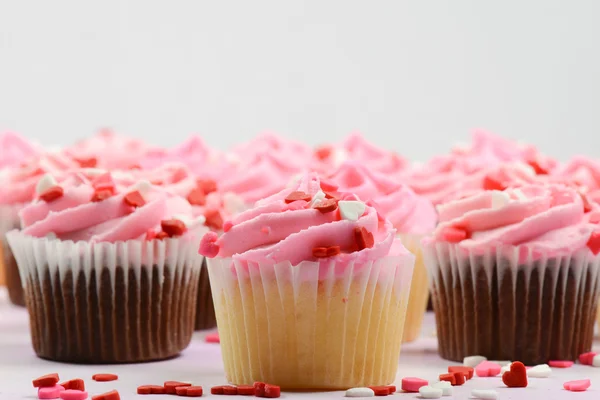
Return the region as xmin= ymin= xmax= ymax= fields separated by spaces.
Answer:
xmin=552 ymin=156 xmax=600 ymax=204
xmin=432 ymin=184 xmax=595 ymax=256
xmin=199 ymin=173 xmax=408 ymax=266
xmin=20 ymin=170 xmax=201 ymax=243
xmin=0 ymin=132 xmax=42 ymax=169
xmin=322 ymin=161 xmax=436 ymax=235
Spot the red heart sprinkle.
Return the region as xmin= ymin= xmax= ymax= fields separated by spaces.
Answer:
xmin=285 ymin=191 xmax=311 ymax=203
xmin=161 ymin=219 xmax=187 ymax=237
xmin=314 ymin=198 xmax=338 ymax=213
xmin=124 ymin=191 xmax=145 ymax=208
xmin=39 ymin=186 xmax=64 ymax=202
xmin=187 ymin=187 xmax=206 ymax=206
xmin=185 ymin=386 xmax=203 ymax=397
xmin=92 ymin=374 xmax=118 ymax=382
xmin=386 ymin=386 xmax=396 ymax=394
xmin=253 ymin=382 xmax=266 ymax=397
xmin=315 ymin=146 xmax=332 ymax=160
xmin=204 ymin=209 xmax=224 ymax=230
xmin=164 ymin=381 xmax=191 ymax=394
xmin=59 ymin=379 xmax=85 ymax=391
xmin=327 ymin=246 xmax=341 ymax=256
xmin=205 ymin=332 xmax=220 ymax=343
xmin=91 ymin=390 xmax=120 ymax=400
xmin=92 ymin=188 xmax=114 ymax=202
xmin=155 ymin=231 xmax=169 ymax=240
xmin=175 ymin=386 xmax=189 ymax=396
xmin=452 ymin=371 xmax=466 ymax=386
xmin=312 ymin=247 xmax=328 ymax=258
xmin=137 ymin=385 xmax=163 ymax=395
xmin=91 ymin=172 xmax=114 ymax=189
xmin=264 ymin=384 xmax=281 ymax=398
xmin=197 ymin=179 xmax=217 ymax=194
xmin=354 ymin=226 xmax=375 ymax=250
xmin=448 ymin=366 xmax=474 ymax=380
xmin=438 ymin=373 xmax=456 ymax=385
xmin=237 ymin=385 xmax=255 ymax=395
xmin=368 ymin=386 xmax=390 ymax=396
xmin=527 ymin=159 xmax=549 ymax=175
xmin=222 ymin=386 xmax=238 ymax=395
xmin=440 ymin=226 xmax=469 ymax=243
xmin=33 ymin=373 xmax=59 ymax=388
xmin=587 ymin=232 xmax=600 ymax=255
xmin=483 ymin=175 xmax=506 ymax=191
xmin=75 ymin=157 xmax=98 ymax=168
xmin=502 ymin=361 xmax=528 ymax=388
xmin=578 ymin=351 xmax=597 ymax=365
xmin=210 ymin=386 xmax=225 ymax=395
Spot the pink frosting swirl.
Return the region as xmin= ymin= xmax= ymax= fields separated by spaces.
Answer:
xmin=0 ymin=132 xmax=41 ymax=169
xmin=322 ymin=161 xmax=436 ymax=235
xmin=552 ymin=156 xmax=600 ymax=205
xmin=20 ymin=170 xmax=198 ymax=243
xmin=431 ymin=184 xmax=597 ymax=257
xmin=199 ymin=173 xmax=408 ymax=267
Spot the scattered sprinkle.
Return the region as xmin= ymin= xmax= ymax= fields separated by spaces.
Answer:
xmin=285 ymin=191 xmax=311 ymax=203
xmin=123 ymin=191 xmax=145 ymax=208
xmin=463 ymin=355 xmax=487 ymax=368
xmin=39 ymin=186 xmax=64 ymax=203
xmin=338 ymin=200 xmax=366 ymax=221
xmin=354 ymin=226 xmax=374 ymax=250
xmin=38 ymin=385 xmax=65 ymax=400
xmin=58 ymin=390 xmax=88 ymax=400
xmin=564 ymin=379 xmax=591 ymax=392
xmin=502 ymin=361 xmax=528 ymax=388
xmin=91 ymin=390 xmax=120 ymax=400
xmin=164 ymin=381 xmax=191 ymax=395
xmin=579 ymin=352 xmax=597 ymax=365
xmin=438 ymin=373 xmax=456 ymax=385
xmin=345 ymin=387 xmax=374 ymax=397
xmin=33 ymin=374 xmax=60 ymax=388
xmin=471 ymin=389 xmax=499 ymax=399
xmin=548 ymin=360 xmax=573 ymax=368
xmin=205 ymin=332 xmax=220 ymax=343
xmin=475 ymin=361 xmax=502 ymax=377
xmin=401 ymin=377 xmax=428 ymax=393
xmin=161 ymin=219 xmax=188 ymax=237
xmin=314 ymin=198 xmax=338 ymax=213
xmin=527 ymin=364 xmax=551 ymax=378
xmin=58 ymin=379 xmax=84 ymax=391
xmin=204 ymin=209 xmax=224 ymax=230
xmin=187 ymin=187 xmax=206 ymax=206
xmin=430 ymin=381 xmax=452 ymax=396
xmin=448 ymin=366 xmax=473 ymax=380
xmin=419 ymin=385 xmax=443 ymax=399
xmin=92 ymin=374 xmax=118 ymax=382
xmin=312 ymin=245 xmax=341 ymax=258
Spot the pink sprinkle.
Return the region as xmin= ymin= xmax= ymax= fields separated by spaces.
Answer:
xmin=579 ymin=352 xmax=597 ymax=365
xmin=59 ymin=390 xmax=88 ymax=400
xmin=475 ymin=361 xmax=502 ymax=377
xmin=549 ymin=360 xmax=574 ymax=368
xmin=38 ymin=385 xmax=65 ymax=399
xmin=223 ymin=221 xmax=233 ymax=232
xmin=564 ymin=379 xmax=591 ymax=392
xmin=198 ymin=231 xmax=219 ymax=258
xmin=206 ymin=332 xmax=220 ymax=343
xmin=440 ymin=226 xmax=469 ymax=243
xmin=261 ymin=226 xmax=271 ymax=234
xmin=401 ymin=377 xmax=428 ymax=392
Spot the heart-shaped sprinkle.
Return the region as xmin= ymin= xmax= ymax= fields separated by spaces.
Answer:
xmin=187 ymin=187 xmax=206 ymax=206
xmin=430 ymin=381 xmax=452 ymax=396
xmin=502 ymin=361 xmax=528 ymax=388
xmin=345 ymin=387 xmax=374 ymax=397
xmin=448 ymin=366 xmax=473 ymax=380
xmin=36 ymin=174 xmax=58 ymax=196
xmin=471 ymin=389 xmax=499 ymax=399
xmin=38 ymin=385 xmax=65 ymax=399
xmin=563 ymin=379 xmax=591 ymax=392
xmin=204 ymin=209 xmax=224 ymax=230
xmin=367 ymin=386 xmax=389 ymax=396
xmin=593 ymin=354 xmax=600 ymax=367
xmin=354 ymin=226 xmax=375 ymax=250
xmin=463 ymin=355 xmax=487 ymax=368
xmin=197 ymin=179 xmax=217 ymax=195
xmin=91 ymin=390 xmax=120 ymax=400
xmin=198 ymin=231 xmax=219 ymax=257
xmin=39 ymin=186 xmax=64 ymax=203
xmin=491 ymin=360 xmax=512 ymax=366
xmin=124 ymin=191 xmax=146 ymax=208
xmin=59 ymin=389 xmax=88 ymax=400
xmin=491 ymin=191 xmax=511 ymax=209
xmin=579 ymin=351 xmax=597 ymax=365
xmin=483 ymin=176 xmax=506 ymax=191
xmin=223 ymin=221 xmax=233 ymax=232
xmin=137 ymin=385 xmax=165 ymax=395
xmin=313 ymin=246 xmax=341 ymax=258
xmin=527 ymin=363 xmax=551 ymax=378
xmin=310 ymin=190 xmax=326 ymax=207
xmin=59 ymin=379 xmax=85 ymax=391
xmin=452 ymin=372 xmax=465 ymax=386
xmin=401 ymin=377 xmax=428 ymax=393
xmin=587 ymin=232 xmax=600 ymax=255
xmin=548 ymin=360 xmax=573 ymax=368
xmin=91 ymin=188 xmax=114 ymax=202
xmin=419 ymin=386 xmax=443 ymax=399
xmin=236 ymin=386 xmax=255 ymax=396
xmin=475 ymin=360 xmax=502 ymax=377
xmin=285 ymin=191 xmax=312 ymax=203
xmin=314 ymin=198 xmax=338 ymax=213
xmin=161 ymin=219 xmax=187 ymax=237
xmin=205 ymin=333 xmax=219 ymax=343
xmin=527 ymin=159 xmax=549 ymax=175
xmin=338 ymin=200 xmax=366 ymax=221
xmin=438 ymin=374 xmax=455 ymax=385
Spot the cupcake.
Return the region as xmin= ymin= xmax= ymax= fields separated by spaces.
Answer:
xmin=552 ymin=156 xmax=600 ymax=205
xmin=7 ymin=170 xmax=207 ymax=363
xmin=424 ymin=184 xmax=600 ymax=364
xmin=199 ymin=173 xmax=415 ymax=389
xmin=323 ymin=161 xmax=436 ymax=342
xmin=0 ymin=150 xmax=77 ymax=305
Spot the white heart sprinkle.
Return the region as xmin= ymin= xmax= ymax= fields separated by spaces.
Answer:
xmin=84 ymin=168 xmax=109 ymax=177
xmin=492 ymin=360 xmax=512 ymax=367
xmin=471 ymin=389 xmax=499 ymax=399
xmin=430 ymin=381 xmax=452 ymax=396
xmin=592 ymin=354 xmax=600 ymax=367
xmin=133 ymin=180 xmax=153 ymax=200
xmin=419 ymin=385 xmax=443 ymax=399
xmin=223 ymin=192 xmax=245 ymax=215
xmin=491 ymin=192 xmax=511 ymax=209
xmin=500 ymin=365 xmax=511 ymax=374
xmin=171 ymin=214 xmax=194 ymax=228
xmin=310 ymin=190 xmax=326 ymax=208
xmin=345 ymin=387 xmax=374 ymax=397
xmin=527 ymin=363 xmax=551 ymax=378
xmin=36 ymin=173 xmax=58 ymax=196
xmin=511 ymin=188 xmax=527 ymax=201
xmin=463 ymin=355 xmax=487 ymax=368
xmin=338 ymin=200 xmax=366 ymax=221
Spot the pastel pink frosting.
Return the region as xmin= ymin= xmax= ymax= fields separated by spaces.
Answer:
xmin=0 ymin=151 xmax=79 ymax=205
xmin=20 ymin=171 xmax=195 ymax=243
xmin=552 ymin=156 xmax=600 ymax=205
xmin=199 ymin=173 xmax=409 ymax=267
xmin=314 ymin=133 xmax=408 ymax=176
xmin=430 ymin=184 xmax=597 ymax=257
xmin=0 ymin=132 xmax=41 ymax=169
xmin=323 ymin=161 xmax=436 ymax=235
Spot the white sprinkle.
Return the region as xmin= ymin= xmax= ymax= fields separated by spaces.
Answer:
xmin=286 ymin=173 xmax=303 ymax=188
xmin=345 ymin=387 xmax=374 ymax=397
xmin=511 ymin=188 xmax=527 ymax=201
xmin=133 ymin=180 xmax=153 ymax=200
xmin=338 ymin=200 xmax=366 ymax=221
xmin=430 ymin=381 xmax=452 ymax=396
xmin=592 ymin=354 xmax=600 ymax=367
xmin=527 ymin=363 xmax=551 ymax=378
xmin=310 ymin=190 xmax=326 ymax=208
xmin=491 ymin=192 xmax=510 ymax=210
xmin=223 ymin=192 xmax=245 ymax=215
xmin=471 ymin=389 xmax=499 ymax=399
xmin=419 ymin=385 xmax=443 ymax=399
xmin=492 ymin=360 xmax=512 ymax=367
xmin=500 ymin=364 xmax=511 ymax=374
xmin=82 ymin=168 xmax=108 ymax=177
xmin=171 ymin=214 xmax=194 ymax=228
xmin=36 ymin=173 xmax=58 ymax=195
xmin=463 ymin=355 xmax=487 ymax=368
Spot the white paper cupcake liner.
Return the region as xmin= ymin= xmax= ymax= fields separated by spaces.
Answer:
xmin=207 ymin=254 xmax=414 ymax=389
xmin=0 ymin=203 xmax=26 ymax=302
xmin=423 ymin=241 xmax=600 ymax=364
xmin=6 ymin=230 xmax=205 ymax=363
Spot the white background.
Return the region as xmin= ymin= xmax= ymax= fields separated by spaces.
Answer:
xmin=1 ymin=0 xmax=599 ymax=161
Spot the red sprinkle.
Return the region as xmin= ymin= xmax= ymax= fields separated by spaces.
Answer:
xmin=579 ymin=351 xmax=597 ymax=365
xmin=222 ymin=386 xmax=238 ymax=395
xmin=206 ymin=332 xmax=220 ymax=343
xmin=59 ymin=379 xmax=85 ymax=391
xmin=40 ymin=187 xmax=64 ymax=203
xmin=187 ymin=187 xmax=206 ymax=206
xmin=440 ymin=226 xmax=469 ymax=243
xmin=586 ymin=232 xmax=600 ymax=255
xmin=527 ymin=159 xmax=549 ymax=175
xmin=155 ymin=231 xmax=169 ymax=240
xmin=549 ymin=360 xmax=574 ymax=368
xmin=161 ymin=219 xmax=188 ymax=237
xmin=386 ymin=386 xmax=396 ymax=394
xmin=211 ymin=386 xmax=225 ymax=395
xmin=164 ymin=381 xmax=191 ymax=394
xmin=312 ymin=245 xmax=341 ymax=258
xmin=92 ymin=374 xmax=118 ymax=382
xmin=369 ymin=386 xmax=391 ymax=396
xmin=75 ymin=157 xmax=98 ymax=168
xmin=452 ymin=371 xmax=466 ymax=386
xmin=438 ymin=373 xmax=456 ymax=385
xmin=354 ymin=226 xmax=375 ymax=250
xmin=253 ymin=382 xmax=266 ymax=397
xmin=502 ymin=361 xmax=528 ymax=388
xmin=264 ymin=384 xmax=281 ymax=398
xmin=237 ymin=385 xmax=255 ymax=395
xmin=137 ymin=385 xmax=165 ymax=395
xmin=285 ymin=191 xmax=311 ymax=203
xmin=91 ymin=390 xmax=120 ymax=400
xmin=223 ymin=221 xmax=233 ymax=232
xmin=448 ymin=366 xmax=474 ymax=380
xmin=314 ymin=198 xmax=338 ymax=213
xmin=483 ymin=175 xmax=506 ymax=191
xmin=92 ymin=188 xmax=114 ymax=202
xmin=33 ymin=373 xmax=60 ymax=388
xmin=204 ymin=209 xmax=224 ymax=230
xmin=197 ymin=179 xmax=218 ymax=195
xmin=123 ymin=191 xmax=145 ymax=208
xmin=315 ymin=146 xmax=332 ymax=160
xmin=175 ymin=386 xmax=189 ymax=396
xmin=186 ymin=386 xmax=204 ymax=397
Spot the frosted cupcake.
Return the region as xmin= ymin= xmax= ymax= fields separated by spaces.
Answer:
xmin=7 ymin=170 xmax=207 ymax=363
xmin=552 ymin=156 xmax=600 ymax=205
xmin=199 ymin=173 xmax=415 ymax=389
xmin=423 ymin=184 xmax=600 ymax=364
xmin=0 ymin=150 xmax=77 ymax=305
xmin=323 ymin=161 xmax=436 ymax=342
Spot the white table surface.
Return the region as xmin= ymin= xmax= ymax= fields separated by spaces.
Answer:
xmin=1 ymin=288 xmax=600 ymax=400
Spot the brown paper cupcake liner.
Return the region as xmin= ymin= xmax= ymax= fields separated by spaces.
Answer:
xmin=194 ymin=258 xmax=217 ymax=331
xmin=0 ymin=203 xmax=25 ymax=304
xmin=7 ymin=230 xmax=204 ymax=363
xmin=424 ymin=242 xmax=600 ymax=365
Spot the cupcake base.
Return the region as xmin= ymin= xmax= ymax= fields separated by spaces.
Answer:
xmin=194 ymin=259 xmax=217 ymax=331
xmin=399 ymin=234 xmax=428 ymax=343
xmin=2 ymin=242 xmax=25 ymax=306
xmin=426 ymin=243 xmax=600 ymax=365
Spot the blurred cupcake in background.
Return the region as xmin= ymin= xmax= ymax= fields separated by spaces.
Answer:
xmin=552 ymin=156 xmax=600 ymax=206
xmin=201 ymin=173 xmax=414 ymax=389
xmin=0 ymin=150 xmax=78 ymax=305
xmin=7 ymin=170 xmax=207 ymax=363
xmin=322 ymin=161 xmax=436 ymax=342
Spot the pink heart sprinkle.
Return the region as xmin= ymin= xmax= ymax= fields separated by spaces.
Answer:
xmin=564 ymin=379 xmax=591 ymax=392
xmin=38 ymin=385 xmax=65 ymax=400
xmin=401 ymin=377 xmax=428 ymax=393
xmin=549 ymin=360 xmax=574 ymax=368
xmin=475 ymin=361 xmax=502 ymax=377
xmin=206 ymin=332 xmax=220 ymax=343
